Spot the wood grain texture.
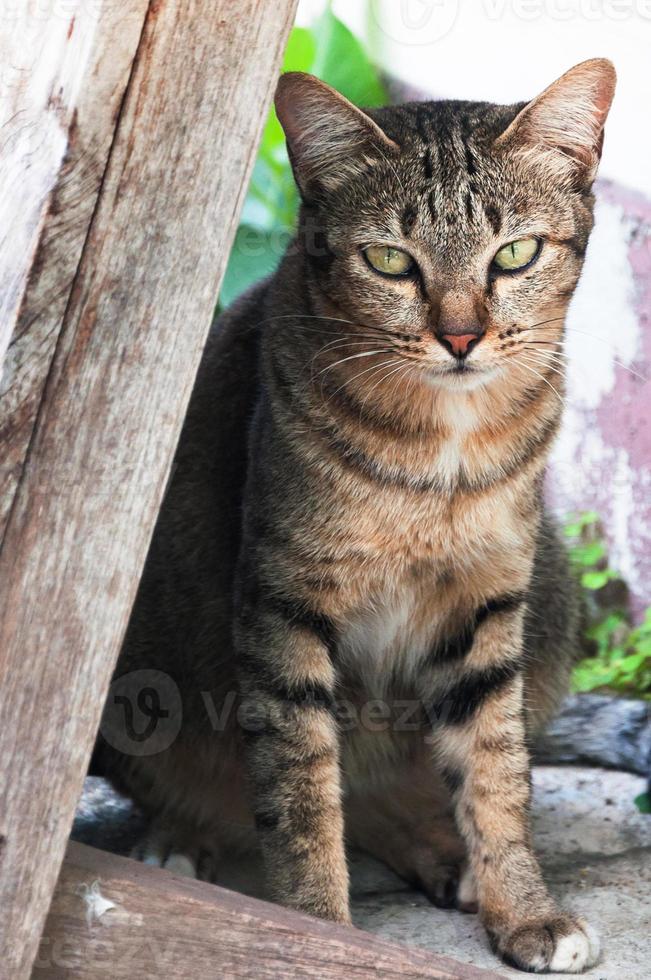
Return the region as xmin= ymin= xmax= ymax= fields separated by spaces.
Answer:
xmin=0 ymin=0 xmax=150 ymax=538
xmin=33 ymin=843 xmax=500 ymax=979
xmin=0 ymin=1 xmax=297 ymax=975
xmin=0 ymin=0 xmax=113 ymax=371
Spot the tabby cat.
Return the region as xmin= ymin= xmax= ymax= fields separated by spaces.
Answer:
xmin=96 ymin=59 xmax=616 ymax=972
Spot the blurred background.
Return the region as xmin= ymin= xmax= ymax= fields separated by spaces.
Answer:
xmin=301 ymin=0 xmax=651 ymax=197
xmin=223 ymin=0 xmax=651 ymax=698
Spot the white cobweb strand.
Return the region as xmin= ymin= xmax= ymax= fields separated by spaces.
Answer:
xmin=76 ymin=879 xmax=117 ymax=929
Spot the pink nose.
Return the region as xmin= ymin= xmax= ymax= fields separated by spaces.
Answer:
xmin=440 ymin=333 xmax=479 ymax=357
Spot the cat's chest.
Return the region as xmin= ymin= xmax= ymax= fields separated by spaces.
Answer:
xmin=332 ymin=491 xmax=528 ymax=696
xmin=336 ymin=579 xmax=436 ymax=698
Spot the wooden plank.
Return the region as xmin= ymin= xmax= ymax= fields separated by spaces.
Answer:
xmin=32 ymin=843 xmax=500 ymax=979
xmin=0 ymin=0 xmax=151 ymax=538
xmin=0 ymin=0 xmax=87 ymax=369
xmin=0 ymin=1 xmax=297 ymax=975
xmin=0 ymin=0 xmax=142 ymax=373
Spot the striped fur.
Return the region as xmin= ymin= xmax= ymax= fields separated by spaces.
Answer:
xmin=96 ymin=60 xmax=615 ymax=972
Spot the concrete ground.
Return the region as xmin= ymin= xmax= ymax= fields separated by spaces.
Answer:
xmin=348 ymin=767 xmax=651 ymax=979
xmin=73 ymin=765 xmax=651 ymax=978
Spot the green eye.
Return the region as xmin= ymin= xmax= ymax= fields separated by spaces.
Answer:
xmin=364 ymin=245 xmax=414 ymax=276
xmin=493 ymin=237 xmax=540 ymax=272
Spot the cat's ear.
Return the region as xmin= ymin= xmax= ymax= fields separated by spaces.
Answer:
xmin=275 ymin=72 xmax=399 ymax=199
xmin=494 ymin=58 xmax=616 ymax=188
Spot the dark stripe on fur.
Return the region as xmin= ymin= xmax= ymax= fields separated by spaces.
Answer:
xmin=428 ymin=190 xmax=437 ymax=223
xmin=319 ymin=425 xmax=446 ymax=493
xmin=441 ymin=766 xmax=464 ymax=793
xmin=254 ymin=808 xmax=280 ymax=830
xmin=464 ymin=142 xmax=478 ymax=176
xmin=319 ymin=409 xmax=558 ymax=496
xmin=401 ymin=204 xmax=418 ymax=236
xmin=240 ymin=651 xmax=336 ymax=713
xmin=276 ymin=677 xmax=336 ymax=711
xmin=269 ymin=594 xmax=339 ymax=657
xmin=423 ymin=147 xmax=434 ymax=179
xmin=313 ymin=367 xmax=430 ymax=439
xmin=482 ymin=202 xmax=502 ymax=234
xmin=426 ymin=660 xmax=521 ymax=726
xmin=428 ymin=592 xmax=527 ymax=666
xmin=430 ymin=622 xmax=475 ymax=665
xmin=477 ymin=592 xmax=527 ymax=622
xmin=457 ymin=412 xmax=560 ymax=493
xmin=558 ymin=235 xmax=587 ymax=258
xmin=300 ymin=207 xmax=335 ymax=274
xmin=414 ymin=107 xmax=431 ymax=144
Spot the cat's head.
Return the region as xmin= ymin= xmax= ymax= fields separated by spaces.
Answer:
xmin=275 ymin=60 xmax=615 ymax=398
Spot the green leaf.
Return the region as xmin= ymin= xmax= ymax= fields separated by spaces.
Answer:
xmin=634 ymin=791 xmax=651 ymax=814
xmin=283 ymin=25 xmax=318 ymax=73
xmin=571 ymin=659 xmax=618 ymax=692
xmin=219 ymin=225 xmax=287 ymax=308
xmin=619 ymin=651 xmax=651 ymax=673
xmin=563 ymin=511 xmax=599 ymax=537
xmin=311 ymin=8 xmax=387 ymax=107
xmin=587 ymin=612 xmax=627 ymax=645
xmin=571 ymin=541 xmax=606 ymax=566
xmin=259 ymin=27 xmax=318 ymax=160
xmin=581 ymin=569 xmax=616 ymax=590
xmin=247 ymin=158 xmax=298 ymax=232
xmin=222 ymin=12 xmax=391 ymax=310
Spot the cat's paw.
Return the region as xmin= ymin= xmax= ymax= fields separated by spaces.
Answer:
xmin=131 ymin=825 xmax=219 ymax=882
xmin=418 ymin=863 xmax=460 ymax=909
xmin=138 ymin=844 xmax=198 ymax=878
xmin=416 ymin=861 xmax=478 ymax=913
xmin=493 ymin=915 xmax=600 ymax=973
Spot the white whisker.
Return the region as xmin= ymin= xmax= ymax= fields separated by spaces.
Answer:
xmin=360 ymin=359 xmax=410 ymax=410
xmin=328 ymin=356 xmax=401 ymax=399
xmin=314 ymin=349 xmax=394 ymax=380
xmin=528 ymin=323 xmax=647 ymax=382
xmin=511 ymin=355 xmax=565 ymax=407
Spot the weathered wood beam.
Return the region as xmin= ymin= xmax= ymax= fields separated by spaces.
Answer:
xmin=0 ymin=0 xmax=99 ymax=369
xmin=0 ymin=0 xmax=151 ymax=538
xmin=0 ymin=1 xmax=297 ymax=975
xmin=32 ymin=843 xmax=500 ymax=980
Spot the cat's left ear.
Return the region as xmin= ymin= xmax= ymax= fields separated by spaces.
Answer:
xmin=494 ymin=58 xmax=616 ymax=188
xmin=275 ymin=72 xmax=399 ymax=199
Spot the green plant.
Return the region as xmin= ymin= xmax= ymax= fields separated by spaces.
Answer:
xmin=565 ymin=512 xmax=651 ymax=699
xmin=635 ymin=790 xmax=651 ymax=814
xmin=219 ymin=9 xmax=387 ymax=309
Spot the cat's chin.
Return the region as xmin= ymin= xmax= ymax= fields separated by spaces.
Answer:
xmin=424 ymin=364 xmax=500 ymax=392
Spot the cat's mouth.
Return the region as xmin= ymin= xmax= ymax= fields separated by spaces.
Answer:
xmin=425 ymin=359 xmax=500 ymax=390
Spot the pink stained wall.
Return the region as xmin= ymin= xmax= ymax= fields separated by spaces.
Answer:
xmin=549 ymin=180 xmax=651 ymax=620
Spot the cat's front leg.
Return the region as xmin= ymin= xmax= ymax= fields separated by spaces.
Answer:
xmin=427 ymin=602 xmax=600 ymax=974
xmin=235 ymin=581 xmax=350 ymax=923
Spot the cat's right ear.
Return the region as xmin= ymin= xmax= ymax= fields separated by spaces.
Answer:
xmin=275 ymin=72 xmax=398 ymax=200
xmin=494 ymin=58 xmax=616 ymax=189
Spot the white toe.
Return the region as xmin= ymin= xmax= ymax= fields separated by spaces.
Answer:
xmin=139 ymin=847 xmax=164 ymax=867
xmin=549 ymin=925 xmax=601 ymax=973
xmin=163 ymin=853 xmax=197 ymax=878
